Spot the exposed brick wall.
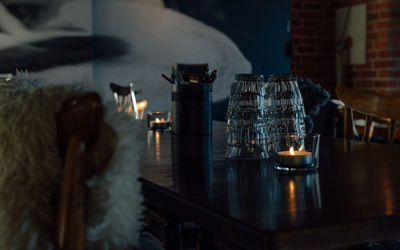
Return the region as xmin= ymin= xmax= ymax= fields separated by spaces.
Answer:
xmin=292 ymin=0 xmax=400 ymax=96
xmin=291 ymin=0 xmax=336 ymax=96
xmin=344 ymin=0 xmax=400 ymax=93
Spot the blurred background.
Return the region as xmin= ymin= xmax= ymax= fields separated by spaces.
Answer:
xmin=1 ymin=0 xmax=399 ymax=120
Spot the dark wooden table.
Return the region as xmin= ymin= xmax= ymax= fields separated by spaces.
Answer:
xmin=140 ymin=121 xmax=400 ymax=250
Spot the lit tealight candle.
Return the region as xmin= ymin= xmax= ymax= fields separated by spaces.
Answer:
xmin=149 ymin=117 xmax=170 ymax=130
xmin=277 ymin=146 xmax=313 ymax=166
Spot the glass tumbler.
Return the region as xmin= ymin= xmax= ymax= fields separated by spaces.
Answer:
xmin=265 ymin=74 xmax=306 ymax=154
xmin=226 ymin=74 xmax=267 ymax=159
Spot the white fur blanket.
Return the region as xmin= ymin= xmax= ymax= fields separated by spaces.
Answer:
xmin=0 ymin=75 xmax=144 ymax=250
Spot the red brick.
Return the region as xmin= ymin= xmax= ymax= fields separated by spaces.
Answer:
xmin=368 ymin=23 xmax=375 ymax=30
xmin=367 ymin=51 xmax=377 ymax=59
xmin=379 ymin=10 xmax=400 ymax=19
xmin=367 ymin=3 xmax=375 ymax=12
xmin=297 ymin=46 xmax=316 ymax=53
xmin=304 ymin=3 xmax=321 ymax=10
xmin=388 ymin=1 xmax=400 ymax=10
xmin=377 ymin=20 xmax=391 ymax=29
xmin=302 ymin=55 xmax=321 ymax=62
xmin=389 ymin=11 xmax=400 ymax=19
xmin=296 ymin=11 xmax=318 ymax=19
xmin=318 ymin=47 xmax=335 ymax=54
xmin=375 ymin=80 xmax=398 ymax=88
xmin=380 ymin=50 xmax=400 ymax=58
xmin=380 ymin=11 xmax=390 ymax=19
xmin=375 ymin=41 xmax=387 ymax=49
xmin=368 ymin=12 xmax=379 ymax=21
xmin=302 ymin=38 xmax=320 ymax=45
xmin=351 ymin=63 xmax=367 ymax=69
xmin=376 ymin=88 xmax=400 ymax=95
xmin=377 ymin=20 xmax=400 ymax=30
xmin=303 ymin=20 xmax=321 ymax=29
xmin=292 ymin=1 xmax=337 ymax=93
xmin=294 ymin=28 xmax=317 ymax=36
xmin=376 ymin=2 xmax=390 ymax=11
xmin=354 ymin=80 xmax=374 ymax=88
xmin=368 ymin=32 xmax=379 ymax=40
xmin=360 ymin=70 xmax=377 ymax=78
xmin=374 ymin=60 xmax=398 ymax=68
xmin=374 ymin=40 xmax=400 ymax=49
xmin=323 ymin=55 xmax=335 ymax=62
xmin=379 ymin=70 xmax=400 ymax=77
xmin=387 ymin=31 xmax=400 ymax=38
xmin=377 ymin=31 xmax=390 ymax=39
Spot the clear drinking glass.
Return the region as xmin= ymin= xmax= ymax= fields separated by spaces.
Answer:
xmin=226 ymin=74 xmax=267 ymax=159
xmin=265 ymin=74 xmax=306 ymax=154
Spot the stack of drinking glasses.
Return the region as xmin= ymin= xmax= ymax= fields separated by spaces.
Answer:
xmin=264 ymin=74 xmax=307 ymax=155
xmin=226 ymin=74 xmax=268 ymax=159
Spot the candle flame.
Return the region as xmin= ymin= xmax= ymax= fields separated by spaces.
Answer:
xmin=299 ymin=145 xmax=303 ymax=151
xmin=155 ymin=118 xmax=160 ymax=123
xmin=289 ymin=146 xmax=295 ymax=155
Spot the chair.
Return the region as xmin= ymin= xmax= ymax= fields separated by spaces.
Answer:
xmin=0 ymin=79 xmax=143 ymax=250
xmin=336 ymin=85 xmax=400 ymax=143
xmin=110 ymin=82 xmax=140 ymax=119
xmin=55 ymin=92 xmax=109 ymax=250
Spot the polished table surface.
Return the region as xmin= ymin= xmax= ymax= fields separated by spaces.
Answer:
xmin=140 ymin=121 xmax=400 ymax=250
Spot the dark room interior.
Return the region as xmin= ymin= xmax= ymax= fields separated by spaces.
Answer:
xmin=1 ymin=0 xmax=400 ymax=250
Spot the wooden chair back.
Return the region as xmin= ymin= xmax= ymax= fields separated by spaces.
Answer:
xmin=336 ymin=85 xmax=400 ymax=143
xmin=55 ymin=92 xmax=105 ymax=250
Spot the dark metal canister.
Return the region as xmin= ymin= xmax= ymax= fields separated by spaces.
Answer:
xmin=171 ymin=83 xmax=212 ymax=135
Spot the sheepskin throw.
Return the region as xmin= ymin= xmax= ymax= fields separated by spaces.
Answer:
xmin=0 ymin=74 xmax=144 ymax=250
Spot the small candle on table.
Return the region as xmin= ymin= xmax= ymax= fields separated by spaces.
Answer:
xmin=277 ymin=146 xmax=312 ymax=166
xmin=150 ymin=117 xmax=170 ymax=130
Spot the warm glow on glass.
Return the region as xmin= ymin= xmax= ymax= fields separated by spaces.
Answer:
xmin=138 ymin=100 xmax=147 ymax=108
xmin=289 ymin=146 xmax=295 ymax=155
xmin=299 ymin=145 xmax=303 ymax=151
xmin=136 ymin=100 xmax=148 ymax=119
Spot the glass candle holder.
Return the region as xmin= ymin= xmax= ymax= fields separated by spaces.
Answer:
xmin=272 ymin=133 xmax=320 ymax=172
xmin=147 ymin=111 xmax=171 ymax=130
